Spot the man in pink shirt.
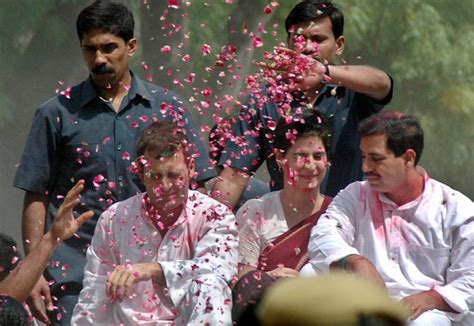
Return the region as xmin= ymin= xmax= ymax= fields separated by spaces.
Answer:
xmin=72 ymin=121 xmax=238 ymax=325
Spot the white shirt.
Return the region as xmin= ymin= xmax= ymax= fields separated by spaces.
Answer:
xmin=72 ymin=191 xmax=238 ymax=325
xmin=309 ymin=173 xmax=474 ymax=318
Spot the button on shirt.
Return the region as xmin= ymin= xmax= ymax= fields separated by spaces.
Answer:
xmin=13 ymin=72 xmax=216 ymax=286
xmin=309 ymin=171 xmax=474 ymax=318
xmin=219 ymin=82 xmax=391 ymax=197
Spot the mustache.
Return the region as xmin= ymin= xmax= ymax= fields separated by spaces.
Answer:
xmin=92 ymin=65 xmax=115 ymax=74
xmin=365 ymin=173 xmax=379 ymax=178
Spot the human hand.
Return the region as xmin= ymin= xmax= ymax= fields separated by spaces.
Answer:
xmin=257 ymin=47 xmax=328 ymax=91
xmin=400 ymin=289 xmax=454 ymax=320
xmin=26 ymin=275 xmax=53 ymax=324
xmin=266 ymin=267 xmax=299 ymax=280
xmin=106 ymin=263 xmax=164 ymax=302
xmin=48 ymin=180 xmax=94 ymax=244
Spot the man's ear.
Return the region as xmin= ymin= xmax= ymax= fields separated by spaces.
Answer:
xmin=335 ymin=35 xmax=345 ymax=57
xmin=127 ymin=38 xmax=138 ymax=57
xmin=404 ymin=149 xmax=417 ymax=167
xmin=187 ymin=158 xmax=196 ymax=177
xmin=275 ymin=151 xmax=286 ymax=169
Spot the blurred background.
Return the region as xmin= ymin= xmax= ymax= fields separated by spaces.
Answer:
xmin=1 ymin=0 xmax=473 ymax=252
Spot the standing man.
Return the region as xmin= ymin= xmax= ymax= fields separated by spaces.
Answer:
xmin=212 ymin=0 xmax=393 ymax=208
xmin=309 ymin=111 xmax=473 ymax=325
xmin=13 ymin=1 xmax=215 ymax=324
xmin=72 ymin=121 xmax=237 ymax=325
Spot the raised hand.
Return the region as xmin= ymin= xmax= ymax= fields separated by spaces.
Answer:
xmin=48 ymin=179 xmax=94 ymax=243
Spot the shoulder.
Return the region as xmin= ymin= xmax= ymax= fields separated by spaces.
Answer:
xmin=99 ymin=193 xmax=144 ymax=223
xmin=334 ymin=181 xmax=366 ymax=200
xmin=427 ymin=178 xmax=474 ymax=223
xmin=139 ymin=78 xmax=184 ymax=104
xmin=236 ymin=191 xmax=280 ymax=222
xmin=36 ymin=80 xmax=86 ymax=116
xmin=187 ymin=190 xmax=233 ymax=218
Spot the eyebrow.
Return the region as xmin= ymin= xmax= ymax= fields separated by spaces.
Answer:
xmin=293 ymin=150 xmax=326 ymax=155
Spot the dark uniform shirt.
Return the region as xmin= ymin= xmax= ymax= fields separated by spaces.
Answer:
xmin=219 ymin=81 xmax=392 ymax=197
xmin=13 ymin=72 xmax=215 ymax=290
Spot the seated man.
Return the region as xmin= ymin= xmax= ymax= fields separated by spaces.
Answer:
xmin=72 ymin=121 xmax=238 ymax=325
xmin=309 ymin=111 xmax=473 ymax=325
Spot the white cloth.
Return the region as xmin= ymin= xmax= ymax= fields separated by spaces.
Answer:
xmin=309 ymin=174 xmax=474 ymax=322
xmin=72 ymin=191 xmax=238 ymax=325
xmin=236 ymin=191 xmax=289 ymax=267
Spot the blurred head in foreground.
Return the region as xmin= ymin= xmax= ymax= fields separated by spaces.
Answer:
xmin=258 ymin=272 xmax=408 ymax=326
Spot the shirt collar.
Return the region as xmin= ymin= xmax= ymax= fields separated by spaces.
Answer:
xmin=378 ymin=167 xmax=430 ymax=210
xmin=79 ymin=70 xmax=154 ymax=108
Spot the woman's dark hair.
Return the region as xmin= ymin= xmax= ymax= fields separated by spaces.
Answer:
xmin=274 ymin=109 xmax=332 ymax=156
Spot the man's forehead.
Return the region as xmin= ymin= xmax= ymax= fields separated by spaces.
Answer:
xmin=360 ymin=134 xmax=390 ymax=152
xmin=293 ymin=17 xmax=332 ymax=34
xmin=143 ymin=150 xmax=187 ymax=165
xmin=81 ymin=30 xmax=122 ymax=44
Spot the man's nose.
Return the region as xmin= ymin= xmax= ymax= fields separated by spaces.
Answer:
xmin=94 ymin=50 xmax=107 ymax=65
xmin=302 ymin=39 xmax=315 ymax=55
xmin=361 ymin=159 xmax=371 ymax=173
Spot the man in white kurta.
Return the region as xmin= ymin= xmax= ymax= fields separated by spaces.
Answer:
xmin=72 ymin=121 xmax=238 ymax=325
xmin=309 ymin=112 xmax=473 ymax=325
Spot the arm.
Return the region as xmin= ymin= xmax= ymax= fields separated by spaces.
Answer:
xmin=20 ymin=191 xmax=52 ymax=323
xmin=308 ymin=183 xmax=362 ymax=271
xmin=402 ymin=204 xmax=474 ymax=320
xmin=0 ymin=181 xmax=93 ymax=303
xmin=159 ymin=204 xmax=238 ymax=306
xmin=260 ymin=48 xmax=392 ymax=101
xmin=72 ymin=204 xmax=119 ymax=324
xmin=331 ymin=254 xmax=385 ymax=288
xmin=211 ymin=167 xmax=251 ymax=210
xmin=324 ymin=64 xmax=392 ymax=101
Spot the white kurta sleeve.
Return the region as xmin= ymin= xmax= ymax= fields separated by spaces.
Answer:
xmin=308 ymin=183 xmax=361 ymax=272
xmin=159 ymin=203 xmax=238 ymax=307
xmin=433 ymin=197 xmax=474 ymax=315
xmin=236 ymin=200 xmax=262 ymax=268
xmin=72 ymin=207 xmax=118 ymax=324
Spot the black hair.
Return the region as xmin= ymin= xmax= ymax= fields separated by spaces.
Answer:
xmin=285 ymin=1 xmax=344 ymax=40
xmin=274 ymin=109 xmax=332 ymax=156
xmin=0 ymin=233 xmax=20 ymax=282
xmin=359 ymin=111 xmax=424 ymax=165
xmin=136 ymin=120 xmax=191 ymax=161
xmin=76 ymin=0 xmax=134 ymax=43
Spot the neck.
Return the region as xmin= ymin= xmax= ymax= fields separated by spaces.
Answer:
xmin=280 ymin=186 xmax=324 ymax=227
xmin=386 ymin=170 xmax=424 ymax=206
xmin=97 ymin=70 xmax=132 ymax=102
xmin=301 ymin=80 xmax=324 ymax=104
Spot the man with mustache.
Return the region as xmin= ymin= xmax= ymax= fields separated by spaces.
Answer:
xmin=212 ymin=0 xmax=393 ymax=209
xmin=13 ymin=1 xmax=215 ymax=324
xmin=309 ymin=111 xmax=474 ymax=325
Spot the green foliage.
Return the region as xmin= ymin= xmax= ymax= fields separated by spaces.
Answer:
xmin=0 ymin=0 xmax=472 ymax=197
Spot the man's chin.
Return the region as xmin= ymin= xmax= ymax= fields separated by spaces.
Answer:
xmin=91 ymin=75 xmax=115 ymax=87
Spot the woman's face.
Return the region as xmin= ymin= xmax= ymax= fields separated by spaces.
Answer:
xmin=280 ymin=135 xmax=328 ymax=191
